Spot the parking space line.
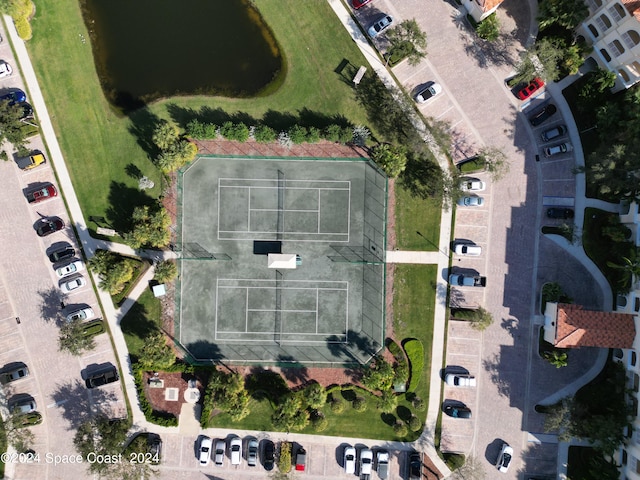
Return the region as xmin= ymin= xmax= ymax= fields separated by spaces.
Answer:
xmin=47 ymin=399 xmax=67 ymax=408
xmin=435 ymin=105 xmax=454 ymax=118
xmin=0 ymin=345 xmax=26 ymax=355
xmin=81 ymin=348 xmax=114 ymax=359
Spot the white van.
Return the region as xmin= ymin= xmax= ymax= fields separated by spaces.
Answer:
xmin=453 ymin=242 xmax=482 ymax=256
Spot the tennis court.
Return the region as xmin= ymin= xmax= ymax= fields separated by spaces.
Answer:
xmin=176 ymin=156 xmax=387 ymax=366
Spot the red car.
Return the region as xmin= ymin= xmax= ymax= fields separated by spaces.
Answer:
xmin=352 ymin=0 xmax=373 ymax=8
xmin=27 ymin=183 xmax=57 ymax=204
xmin=517 ymin=77 xmax=544 ymax=100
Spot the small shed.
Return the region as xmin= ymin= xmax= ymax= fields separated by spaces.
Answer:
xmin=152 ymin=284 xmax=166 ymax=297
xmin=268 ymin=254 xmax=298 ymax=269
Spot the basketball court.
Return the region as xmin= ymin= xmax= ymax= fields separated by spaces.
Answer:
xmin=175 ymin=155 xmax=387 ymax=365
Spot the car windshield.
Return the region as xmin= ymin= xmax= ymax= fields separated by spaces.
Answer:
xmin=503 ymin=453 xmax=511 ymax=465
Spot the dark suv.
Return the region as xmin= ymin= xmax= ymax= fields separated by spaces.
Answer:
xmin=85 ymin=366 xmax=119 ymax=389
xmin=48 ymin=246 xmax=75 ymax=263
xmin=547 ymin=208 xmax=574 ymax=219
xmin=408 ymin=452 xmax=421 ymax=480
xmin=529 ymin=104 xmax=557 ymax=126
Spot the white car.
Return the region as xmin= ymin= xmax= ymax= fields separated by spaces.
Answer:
xmin=60 ymin=275 xmax=86 ymax=293
xmin=214 ymin=439 xmax=225 ymax=467
xmin=0 ymin=61 xmax=12 ymax=78
xmin=460 ymin=178 xmax=486 ymax=192
xmin=368 ymin=14 xmax=393 ymax=37
xmin=344 ymin=446 xmax=356 ymax=474
xmin=457 ymin=196 xmax=484 ymax=207
xmin=55 ymin=260 xmax=85 ymax=278
xmin=415 ymin=82 xmax=442 ymax=103
xmin=65 ymin=307 xmax=94 ymax=323
xmin=496 ymin=443 xmax=513 ymax=473
xmin=445 ymin=373 xmax=477 ymax=387
xmin=543 ymin=142 xmax=573 ymax=157
xmin=453 ymin=242 xmax=482 ymax=256
xmin=199 ymin=436 xmax=212 ymax=466
xmin=360 ymin=448 xmax=373 ymax=475
xmin=229 ymin=437 xmax=242 ymax=465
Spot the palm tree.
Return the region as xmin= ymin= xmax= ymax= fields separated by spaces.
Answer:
xmin=607 ymin=248 xmax=640 ymax=292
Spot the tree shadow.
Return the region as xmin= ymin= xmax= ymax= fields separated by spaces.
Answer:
xmin=297 ymin=108 xmax=350 ymax=129
xmin=245 ymin=368 xmax=289 ymax=402
xmin=399 ymin=151 xmax=444 ymax=200
xmin=51 ymin=379 xmax=118 ymax=430
xmin=380 ymin=412 xmax=396 ymax=426
xmin=396 ymin=405 xmax=413 ymax=422
xmin=276 ymin=355 xmax=309 ymax=386
xmin=125 ymin=163 xmax=143 ymax=180
xmin=105 ymin=181 xmax=156 ymax=233
xmin=126 ymin=107 xmax=163 ymax=161
xmin=37 ymin=286 xmax=66 ymax=324
xmin=181 ymin=340 xmax=223 ymax=363
xmin=482 ymin=353 xmax=511 ymax=398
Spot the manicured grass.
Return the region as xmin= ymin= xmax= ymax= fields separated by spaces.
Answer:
xmin=395 ymin=185 xmax=442 ymax=250
xmin=120 ymin=289 xmax=162 ymax=362
xmin=0 ymin=416 xmax=5 ymax=478
xmin=26 ymin=0 xmax=375 ymax=232
xmin=393 ymin=264 xmax=437 ymax=407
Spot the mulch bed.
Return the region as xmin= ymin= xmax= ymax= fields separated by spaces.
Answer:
xmin=142 ymin=371 xmax=204 ymax=417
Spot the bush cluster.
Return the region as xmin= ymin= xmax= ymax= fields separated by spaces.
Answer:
xmin=403 ymin=339 xmax=424 ymax=392
xmin=133 ymin=367 xmax=178 ymax=427
xmin=278 ymin=441 xmax=292 ymax=473
xmin=186 ymin=119 xmax=355 ymax=145
xmin=387 ymin=339 xmax=409 ymax=386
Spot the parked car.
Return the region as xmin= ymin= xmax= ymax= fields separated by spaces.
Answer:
xmin=352 ymin=0 xmax=373 ymax=8
xmin=19 ymin=102 xmax=33 ymax=120
xmin=546 ymin=207 xmax=574 ymax=219
xmin=85 ymin=366 xmax=119 ymax=389
xmin=0 ymin=364 xmax=29 ymax=384
xmin=247 ymin=438 xmax=258 ymax=467
xmin=230 ymin=437 xmax=242 ymax=465
xmin=0 ymin=61 xmax=13 ymax=78
xmin=65 ymin=307 xmax=94 ymax=323
xmin=199 ymin=436 xmax=212 ymax=466
xmin=55 ymin=260 xmax=84 ymax=278
xmin=0 ymin=89 xmax=26 ymax=105
xmin=368 ymin=14 xmax=393 ymax=37
xmin=48 ymin=245 xmax=74 ymax=263
xmin=408 ymin=452 xmax=421 ymax=480
xmin=544 ymin=142 xmax=573 ymax=157
xmin=36 ymin=217 xmax=64 ymax=237
xmin=295 ymin=446 xmax=307 ymax=471
xmin=444 ymin=404 xmax=472 ymax=418
xmin=541 ymin=124 xmax=567 ymax=142
xmin=262 ymin=440 xmax=275 ymax=471
xmin=148 ymin=435 xmax=162 ymax=463
xmin=459 ymin=178 xmax=486 ymax=191
xmin=344 ymin=446 xmax=356 ymax=474
xmin=376 ymin=449 xmax=390 ymax=479
xmin=26 ymin=183 xmax=57 ymax=204
xmin=415 ymin=82 xmax=442 ymax=103
xmin=448 ymin=273 xmax=486 ymax=287
xmin=9 ymin=397 xmax=36 ymax=415
xmin=517 ymin=77 xmax=544 ymax=100
xmin=457 ymin=196 xmax=484 ymax=207
xmin=213 ymin=439 xmax=225 ymax=467
xmin=445 ymin=373 xmax=477 ymax=387
xmin=496 ymin=443 xmax=513 ymax=473
xmin=360 ymin=448 xmax=373 ymax=475
xmin=529 ymin=103 xmax=557 ymax=126
xmin=60 ymin=275 xmax=86 ymax=293
xmin=453 ymin=242 xmax=482 ymax=256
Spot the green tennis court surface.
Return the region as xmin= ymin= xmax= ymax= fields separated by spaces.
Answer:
xmin=176 ymin=156 xmax=387 ymax=366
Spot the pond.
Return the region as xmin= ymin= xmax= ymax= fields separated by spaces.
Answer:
xmin=81 ymin=0 xmax=283 ymax=111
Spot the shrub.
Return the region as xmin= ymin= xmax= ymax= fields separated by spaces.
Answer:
xmin=352 ymin=396 xmax=367 ymax=412
xmin=444 ymin=453 xmax=465 ymax=470
xmin=377 ymin=391 xmax=398 ymax=413
xmin=219 ymin=122 xmax=249 ymax=142
xmin=306 ymin=126 xmax=321 ymax=143
xmin=186 ymin=120 xmax=206 ymax=138
xmin=278 ymin=441 xmax=292 ymax=473
xmin=324 ymin=124 xmax=343 ymax=142
xmin=330 ymin=397 xmax=345 ymax=413
xmin=393 ymin=421 xmax=408 ymax=437
xmin=303 ymin=383 xmax=327 ymax=409
xmin=154 ymin=260 xmax=178 ymax=283
xmin=339 ymin=126 xmax=354 ymax=144
xmin=403 ymin=339 xmax=424 ymax=392
xmin=362 ymin=356 xmax=395 ymax=392
xmin=311 ymin=413 xmax=328 ymax=432
xmin=412 ymin=396 xmax=426 ymax=411
xmin=14 ymin=16 xmax=32 ymax=40
xmin=476 ymin=13 xmax=500 ymax=41
xmin=204 ymin=123 xmax=218 ymax=139
xmin=408 ymin=415 xmax=422 ymax=431
xmin=253 ymin=124 xmax=277 ymax=143
xmin=82 ymin=319 xmax=105 ymax=337
xmin=288 ymin=125 xmax=308 ymax=144
xmin=387 ymin=339 xmax=409 ymax=385
xmin=451 ymin=307 xmax=494 ymax=331
xmin=133 ymin=367 xmax=179 ymax=426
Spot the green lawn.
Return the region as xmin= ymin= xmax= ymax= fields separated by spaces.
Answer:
xmin=120 ymin=289 xmax=162 ymax=363
xmin=26 ymin=0 xmax=375 ymax=232
xmin=395 ymin=185 xmax=442 ymax=250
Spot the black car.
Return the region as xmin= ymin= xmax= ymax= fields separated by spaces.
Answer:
xmin=148 ymin=434 xmax=162 ymax=463
xmin=36 ymin=217 xmax=65 ymax=237
xmin=48 ymin=246 xmax=75 ymax=263
xmin=85 ymin=366 xmax=119 ymax=389
xmin=529 ymin=104 xmax=557 ymax=126
xmin=19 ymin=102 xmax=33 ymax=120
xmin=408 ymin=452 xmax=421 ymax=480
xmin=547 ymin=207 xmax=574 ymax=219
xmin=444 ymin=404 xmax=472 ymax=418
xmin=262 ymin=440 xmax=275 ymax=471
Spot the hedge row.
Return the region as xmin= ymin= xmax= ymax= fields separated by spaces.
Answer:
xmin=387 ymin=339 xmax=409 ymax=386
xmin=133 ymin=367 xmax=178 ymax=427
xmin=186 ymin=119 xmax=355 ymax=145
xmin=403 ymin=339 xmax=424 ymax=393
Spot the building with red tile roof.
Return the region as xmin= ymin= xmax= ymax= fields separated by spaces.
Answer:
xmin=462 ymin=0 xmax=505 ymax=23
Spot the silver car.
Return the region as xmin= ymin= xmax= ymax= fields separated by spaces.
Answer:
xmin=247 ymin=438 xmax=258 ymax=467
xmin=543 ymin=142 xmax=573 ymax=157
xmin=65 ymin=307 xmax=94 ymax=323
xmin=368 ymin=14 xmax=393 ymax=37
xmin=540 ymin=124 xmax=567 ymax=142
xmin=214 ymin=439 xmax=225 ymax=467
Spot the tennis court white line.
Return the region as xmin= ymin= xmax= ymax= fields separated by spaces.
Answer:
xmin=317 ymin=189 xmax=321 ymax=233
xmin=220 ymin=278 xmax=349 ymax=284
xmin=245 ymin=288 xmax=249 ymax=332
xmin=221 ymin=185 xmax=350 ymax=191
xmin=247 ymin=308 xmax=318 ymax=313
xmin=217 ymin=236 xmax=349 ymax=242
xmin=250 ymin=208 xmax=320 ymax=213
xmin=316 ymin=289 xmax=319 ymax=334
xmin=218 ymin=230 xmax=349 ymax=236
xmin=214 ymin=338 xmax=348 ymax=344
xmin=218 ymin=286 xmax=347 ymax=292
xmin=219 ymin=177 xmax=351 ymax=184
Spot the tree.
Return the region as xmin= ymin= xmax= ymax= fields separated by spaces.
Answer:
xmin=543 ymin=350 xmax=568 ymax=368
xmin=138 ymin=333 xmax=176 ymax=370
xmin=88 ymin=250 xmax=138 ymax=295
xmin=538 ymin=0 xmax=588 ymax=30
xmin=59 ymin=318 xmax=96 ymax=355
xmin=387 ymin=19 xmax=427 ymax=66
xmin=0 ymin=100 xmax=31 ymax=150
xmin=543 ymin=397 xmax=574 ymax=441
xmin=361 ymin=356 xmax=394 ymax=391
xmin=302 ymin=383 xmax=327 ymax=409
xmin=513 ymin=38 xmax=566 ymax=84
xmin=476 ymin=146 xmax=508 ymax=181
xmin=272 ymin=394 xmax=309 ymax=431
xmin=152 ymin=120 xmax=198 ymax=173
xmin=449 ymin=455 xmax=486 ymax=480
xmin=476 ymin=14 xmax=500 ymax=42
xmin=370 ymin=143 xmax=407 ymax=178
xmin=154 ymin=260 xmax=178 ymax=283
xmin=3 ymin=412 xmax=36 ymax=452
xmin=152 ymin=120 xmax=179 ymax=151
xmin=202 ymin=370 xmax=250 ymax=422
xmin=74 ymin=416 xmax=129 ymax=475
xmin=123 ymin=205 xmax=171 ymax=248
